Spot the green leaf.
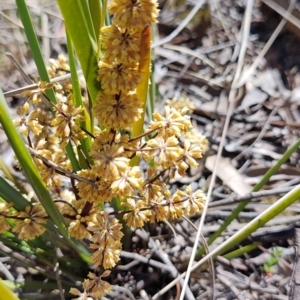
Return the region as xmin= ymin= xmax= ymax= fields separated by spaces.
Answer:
xmin=0 ymin=177 xmax=29 ymax=211
xmin=211 ymin=184 xmax=300 ymax=257
xmin=184 ymin=184 xmax=300 ymax=281
xmin=56 ymin=0 xmax=101 ymax=105
xmin=65 ymin=142 xmax=81 ymax=172
xmin=88 ymin=0 xmax=102 ymax=60
xmin=207 ymin=137 xmax=300 ymax=247
xmin=223 ymin=243 xmax=259 ymax=260
xmin=15 ymin=0 xmax=56 ymax=104
xmin=0 ymin=156 xmax=27 ymax=196
xmin=66 ymin=32 xmax=91 ymax=166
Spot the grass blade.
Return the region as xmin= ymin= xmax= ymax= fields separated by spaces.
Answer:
xmin=207 ymin=137 xmax=300 ymax=246
xmin=66 ymin=32 xmax=91 ymax=166
xmin=0 ymin=156 xmax=28 ymax=198
xmin=204 ymin=184 xmax=300 ymax=259
xmin=56 ymin=0 xmax=101 ymax=105
xmin=0 ymin=177 xmax=29 ymax=211
xmin=15 ymin=0 xmax=56 ymax=104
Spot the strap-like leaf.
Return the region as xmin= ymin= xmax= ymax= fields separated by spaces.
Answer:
xmin=15 ymin=0 xmax=56 ymax=104
xmin=56 ymin=0 xmax=101 ymax=105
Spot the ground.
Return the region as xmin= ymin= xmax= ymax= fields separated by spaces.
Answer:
xmin=0 ymin=0 xmax=300 ymax=299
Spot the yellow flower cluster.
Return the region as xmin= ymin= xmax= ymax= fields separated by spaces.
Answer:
xmin=93 ymin=0 xmax=158 ymax=130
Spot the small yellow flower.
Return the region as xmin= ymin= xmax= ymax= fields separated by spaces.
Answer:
xmin=12 ymin=204 xmax=47 ymax=241
xmin=150 ymin=106 xmax=192 ymax=138
xmin=13 ymin=102 xmax=34 ymax=136
xmin=148 ymin=195 xmax=168 ymax=222
xmin=76 ymin=169 xmax=112 ymax=203
xmin=63 ymin=199 xmax=96 ymax=239
xmin=93 ymin=144 xmax=129 ymax=181
xmin=110 ymin=166 xmax=143 ymax=198
xmin=22 ymin=81 xmax=54 ymax=104
xmin=177 ymin=186 xmax=206 ymax=216
xmin=90 ymin=241 xmax=122 ymax=269
xmin=34 ymin=148 xmax=68 ymax=187
xmin=146 ymin=136 xmax=183 ymax=168
xmin=16 ymin=101 xmax=30 ymax=116
xmin=0 ymin=203 xmax=13 ymax=233
xmin=48 ymin=54 xmax=70 ymax=78
xmin=27 ymin=119 xmax=43 ymax=135
xmin=123 ymin=198 xmax=151 ymax=227
xmin=83 ymin=271 xmax=111 ymax=299
xmin=182 ymin=139 xmax=202 ymax=167
xmin=51 ymin=97 xmax=86 ymax=146
xmin=100 ymin=25 xmax=141 ymax=65
xmin=185 ymin=129 xmax=209 ymax=154
xmin=98 ymin=61 xmax=141 ymax=94
xmin=166 ymin=97 xmax=195 ymax=112
xmin=68 ymin=218 xmax=91 ymax=240
xmin=93 ymin=92 xmax=143 ymax=129
xmin=109 ymin=0 xmax=159 ymax=31
xmin=91 ymin=130 xmax=114 ymax=151
xmin=89 ymin=213 xmax=124 ymax=244
xmin=169 ymin=160 xmax=189 ymax=178
xmin=0 ymin=215 xmax=10 ymax=233
xmin=167 ymin=192 xmax=184 ymax=220
xmin=69 ymin=288 xmax=93 ymax=300
xmin=91 ymin=130 xmax=132 ymax=157
xmin=142 ymin=167 xmax=166 ymax=202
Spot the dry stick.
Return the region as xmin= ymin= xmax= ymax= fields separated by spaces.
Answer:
xmin=0 ymin=10 xmax=65 ymax=39
xmin=262 ymin=0 xmax=300 ymax=30
xmin=217 ymin=267 xmax=280 ymax=295
xmin=109 ymin=285 xmax=136 ymax=300
xmin=54 ymin=247 xmax=65 ymax=300
xmin=163 ymin=44 xmax=219 ymax=71
xmin=199 ymin=35 xmax=258 ymax=55
xmin=152 ymin=0 xmax=206 ymax=48
xmin=5 ymin=52 xmax=33 ymax=84
xmin=0 ymin=261 xmax=14 ymax=282
xmin=139 ymin=230 xmax=196 ymax=300
xmin=209 ymin=186 xmax=293 ymax=208
xmin=236 ymin=0 xmax=296 ymax=88
xmin=232 ymin=106 xmax=279 ymax=162
xmin=3 ymin=70 xmax=82 ymax=97
xmin=26 ymin=146 xmax=96 ymax=186
xmin=217 ymin=274 xmax=244 ymax=300
xmin=148 ymin=241 xmax=195 ymax=300
xmin=164 ymin=63 xmax=225 ymax=88
xmin=178 ymin=1 xmax=255 ymax=299
xmin=120 ymin=251 xmax=175 ymax=274
xmin=216 ymin=256 xmax=248 ymax=272
xmin=182 ymin=216 xmax=216 ymax=300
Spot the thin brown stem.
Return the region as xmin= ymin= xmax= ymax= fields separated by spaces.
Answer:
xmin=27 ymin=146 xmax=97 ymax=186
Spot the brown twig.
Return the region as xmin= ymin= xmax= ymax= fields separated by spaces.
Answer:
xmin=26 ymin=146 xmax=96 ymax=186
xmin=209 ymin=186 xmax=294 ymax=208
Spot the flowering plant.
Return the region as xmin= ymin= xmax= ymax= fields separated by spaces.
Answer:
xmin=0 ymin=0 xmax=207 ymax=298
